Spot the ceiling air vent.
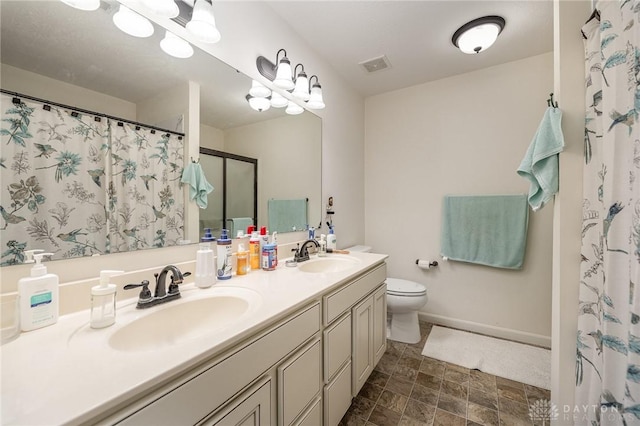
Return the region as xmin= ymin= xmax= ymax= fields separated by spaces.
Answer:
xmin=359 ymin=55 xmax=392 ymax=73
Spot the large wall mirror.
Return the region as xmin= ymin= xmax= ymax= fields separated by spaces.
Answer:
xmin=0 ymin=0 xmax=321 ymax=265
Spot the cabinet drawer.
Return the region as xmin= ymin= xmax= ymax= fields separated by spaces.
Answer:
xmin=323 ymin=361 xmax=352 ymax=426
xmin=119 ymin=303 xmax=320 ymax=425
xmin=278 ymin=338 xmax=321 ymax=426
xmin=198 ymin=378 xmax=272 ymax=426
xmin=323 ymin=263 xmax=386 ymax=325
xmin=323 ymin=312 xmax=351 ymax=382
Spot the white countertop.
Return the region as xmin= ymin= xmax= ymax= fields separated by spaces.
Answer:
xmin=0 ymin=252 xmax=387 ymax=425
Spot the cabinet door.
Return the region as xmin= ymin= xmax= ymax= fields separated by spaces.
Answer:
xmin=278 ymin=338 xmax=322 ymax=426
xmin=324 ymin=361 xmax=352 ymax=426
xmin=373 ymin=284 xmax=387 ymax=366
xmin=323 ymin=311 xmax=352 ymax=383
xmin=199 ymin=378 xmax=272 ymax=426
xmin=352 ymin=296 xmax=373 ymax=396
xmin=294 ymin=397 xmax=322 ymax=426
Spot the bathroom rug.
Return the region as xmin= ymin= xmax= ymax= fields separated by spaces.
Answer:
xmin=421 ymin=326 xmax=550 ymax=390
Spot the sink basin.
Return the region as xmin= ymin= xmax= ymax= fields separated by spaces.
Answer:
xmin=108 ymin=287 xmax=261 ymax=352
xmin=297 ymin=256 xmax=361 ymax=273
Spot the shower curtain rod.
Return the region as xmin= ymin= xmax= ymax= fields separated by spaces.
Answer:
xmin=0 ymin=89 xmax=185 ymax=138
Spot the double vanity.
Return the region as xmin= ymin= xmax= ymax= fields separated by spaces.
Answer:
xmin=1 ymin=252 xmax=387 ymax=425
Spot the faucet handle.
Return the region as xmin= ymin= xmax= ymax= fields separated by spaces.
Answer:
xmin=124 ymin=280 xmax=152 ymax=302
xmin=168 ymin=272 xmax=191 ymax=295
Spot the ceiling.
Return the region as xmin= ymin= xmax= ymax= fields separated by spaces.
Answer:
xmin=266 ymin=1 xmax=554 ymax=97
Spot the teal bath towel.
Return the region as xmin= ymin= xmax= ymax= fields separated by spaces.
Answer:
xmin=268 ymin=199 xmax=307 ymax=233
xmin=517 ymin=107 xmax=564 ymax=211
xmin=440 ymin=195 xmax=529 ymax=269
xmin=181 ymin=162 xmax=214 ymax=209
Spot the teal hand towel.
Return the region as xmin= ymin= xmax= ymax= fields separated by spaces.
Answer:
xmin=227 ymin=217 xmax=253 ymax=237
xmin=181 ymin=162 xmax=214 ymax=209
xmin=517 ymin=107 xmax=565 ymax=211
xmin=268 ymin=199 xmax=307 ymax=233
xmin=440 ymin=195 xmax=529 ymax=269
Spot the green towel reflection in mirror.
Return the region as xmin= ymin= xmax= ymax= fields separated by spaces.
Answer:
xmin=268 ymin=199 xmax=308 ymax=234
xmin=181 ymin=162 xmax=214 ymax=209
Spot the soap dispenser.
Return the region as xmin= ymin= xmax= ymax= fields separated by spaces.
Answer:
xmin=195 ymin=228 xmax=216 ymax=288
xmin=90 ymin=270 xmax=124 ymax=329
xmin=18 ymin=252 xmax=58 ymax=332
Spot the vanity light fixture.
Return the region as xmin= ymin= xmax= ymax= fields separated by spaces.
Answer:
xmin=292 ymin=64 xmax=310 ymax=101
xmin=186 ymin=0 xmax=221 ymax=44
xmin=141 ymin=0 xmax=179 ymax=19
xmin=306 ymin=75 xmax=325 ymax=110
xmin=270 ymin=91 xmax=288 ymax=108
xmin=160 ymin=31 xmax=194 ymax=59
xmin=256 ymin=49 xmax=295 ymax=91
xmin=249 ymin=80 xmax=271 ymax=98
xmin=113 ymin=4 xmax=154 ymax=38
xmin=285 ymin=100 xmax=304 ymax=116
xmin=452 ymin=16 xmax=505 ymax=54
xmin=246 ymin=94 xmax=271 ymax=112
xmin=59 ymin=0 xmax=100 ymax=11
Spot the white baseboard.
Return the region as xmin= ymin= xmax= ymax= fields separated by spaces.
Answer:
xmin=418 ymin=312 xmax=551 ymax=349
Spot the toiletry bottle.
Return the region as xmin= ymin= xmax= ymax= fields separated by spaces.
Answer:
xmin=327 ymin=228 xmax=337 ymax=250
xmin=90 ymin=270 xmax=124 ymax=329
xmin=236 ymin=243 xmax=249 ymax=276
xmin=261 ymin=243 xmax=277 ymax=271
xmin=259 ymin=226 xmax=269 ymax=253
xmin=217 ymin=229 xmax=232 ymax=280
xmin=319 ymin=234 xmax=327 ymax=257
xmin=249 ymin=231 xmax=261 ymax=270
xmin=18 ymin=252 xmax=58 ymax=332
xmin=196 ymin=228 xmax=216 ymax=288
xmin=271 ymin=232 xmax=279 ymax=267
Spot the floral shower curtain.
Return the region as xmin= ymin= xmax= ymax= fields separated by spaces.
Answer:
xmin=0 ymin=94 xmax=184 ymax=265
xmin=577 ymin=2 xmax=640 ymax=424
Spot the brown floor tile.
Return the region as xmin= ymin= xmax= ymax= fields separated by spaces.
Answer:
xmin=387 ymin=340 xmax=407 ymax=356
xmin=360 ymin=382 xmax=384 ymax=402
xmin=470 ymin=370 xmax=497 ymax=394
xmin=368 ymin=404 xmax=402 ymax=426
xmin=403 ymin=399 xmax=436 ymax=424
xmin=499 ymin=397 xmax=531 ymax=419
xmin=339 ymin=410 xmax=368 ymax=426
xmin=467 ymin=401 xmax=499 ymax=425
xmin=419 ymin=358 xmax=445 ymax=378
xmin=444 ymin=362 xmax=470 ymax=375
xmin=409 ymin=383 xmax=439 ymax=406
xmin=403 ymin=344 xmax=424 ymax=360
xmin=432 ymin=408 xmax=466 ymax=426
xmin=468 ymin=422 xmax=484 ymax=426
xmin=349 ymin=395 xmax=377 ymax=419
xmin=415 ymin=371 xmax=442 ymax=391
xmin=499 ymin=412 xmax=533 ymax=426
xmin=368 ymin=370 xmax=391 ymax=388
xmin=469 ymin=387 xmax=499 ymax=411
xmin=393 ymin=364 xmax=420 ymax=382
xmin=377 ymin=389 xmax=409 ymax=413
xmin=437 ymin=392 xmax=467 ymax=418
xmin=443 ymin=368 xmax=469 ymax=385
xmin=398 ymin=354 xmax=422 ymax=370
xmin=496 ymin=376 xmax=524 ymax=390
xmin=497 ymin=385 xmax=527 ymax=404
xmin=376 ymin=352 xmax=401 ymax=375
xmin=398 ymin=415 xmax=430 ymax=426
xmin=441 ymin=379 xmax=468 ymax=400
xmin=385 ymin=375 xmax=415 ymax=396
xmin=523 ymin=384 xmax=550 ymax=403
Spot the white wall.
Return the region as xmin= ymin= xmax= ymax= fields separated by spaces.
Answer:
xmin=365 ymin=52 xmax=554 ymax=345
xmin=201 ymin=123 xmax=225 ymax=151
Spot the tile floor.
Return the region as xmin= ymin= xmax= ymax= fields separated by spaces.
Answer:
xmin=339 ymin=322 xmax=550 ymax=426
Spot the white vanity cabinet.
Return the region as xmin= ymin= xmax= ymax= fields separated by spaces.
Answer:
xmin=322 ymin=263 xmax=387 ymax=425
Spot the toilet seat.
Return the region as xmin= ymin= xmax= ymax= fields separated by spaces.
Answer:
xmin=386 ymin=278 xmax=426 ymax=297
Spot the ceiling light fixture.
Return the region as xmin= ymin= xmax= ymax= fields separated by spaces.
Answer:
xmin=292 ymin=64 xmax=310 ymax=101
xmin=59 ymin=0 xmax=100 ymax=11
xmin=249 ymin=80 xmax=271 ymax=98
xmin=141 ymin=0 xmax=179 ymax=19
xmin=306 ymin=75 xmax=325 ymax=110
xmin=246 ymin=94 xmax=271 ymax=112
xmin=452 ymin=15 xmax=505 ymax=54
xmin=285 ymin=100 xmax=304 ymax=116
xmin=113 ymin=4 xmax=154 ymax=38
xmin=186 ymin=0 xmax=221 ymax=44
xmin=160 ymin=31 xmax=194 ymax=59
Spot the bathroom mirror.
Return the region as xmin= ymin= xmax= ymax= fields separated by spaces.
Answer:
xmin=0 ymin=1 xmax=322 ymax=264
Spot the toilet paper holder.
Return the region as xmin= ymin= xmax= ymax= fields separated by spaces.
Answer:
xmin=415 ymin=259 xmax=438 ymax=269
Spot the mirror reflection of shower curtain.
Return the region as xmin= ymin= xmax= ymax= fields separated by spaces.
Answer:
xmin=106 ymin=122 xmax=185 ymax=253
xmin=0 ymin=94 xmax=109 ymax=264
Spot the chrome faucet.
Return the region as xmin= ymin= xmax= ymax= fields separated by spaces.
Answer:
xmin=294 ymin=239 xmax=320 ymax=262
xmin=125 ymin=265 xmax=190 ymax=309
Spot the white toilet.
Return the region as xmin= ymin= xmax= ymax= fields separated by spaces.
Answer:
xmin=347 ymin=246 xmax=428 ymax=344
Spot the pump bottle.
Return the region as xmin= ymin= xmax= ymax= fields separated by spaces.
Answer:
xmin=90 ymin=270 xmax=124 ymax=329
xmin=217 ymin=229 xmax=232 ymax=280
xmin=327 ymin=227 xmax=337 ymax=250
xmin=196 ymin=228 xmax=216 ymax=288
xmin=18 ymin=252 xmax=59 ymax=331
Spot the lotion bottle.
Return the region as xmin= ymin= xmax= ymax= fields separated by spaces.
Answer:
xmin=327 ymin=227 xmax=337 ymax=250
xmin=319 ymin=234 xmax=327 ymax=257
xmin=249 ymin=231 xmax=261 ymax=270
xmin=195 ymin=228 xmax=216 ymax=288
xmin=90 ymin=270 xmax=123 ymax=329
xmin=217 ymin=229 xmax=232 ymax=280
xmin=18 ymin=252 xmax=58 ymax=332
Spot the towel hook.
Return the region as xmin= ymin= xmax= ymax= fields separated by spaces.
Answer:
xmin=547 ymin=93 xmax=558 ymax=109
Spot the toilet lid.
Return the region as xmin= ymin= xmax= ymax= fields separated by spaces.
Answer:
xmin=386 ymin=278 xmax=426 ymax=296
